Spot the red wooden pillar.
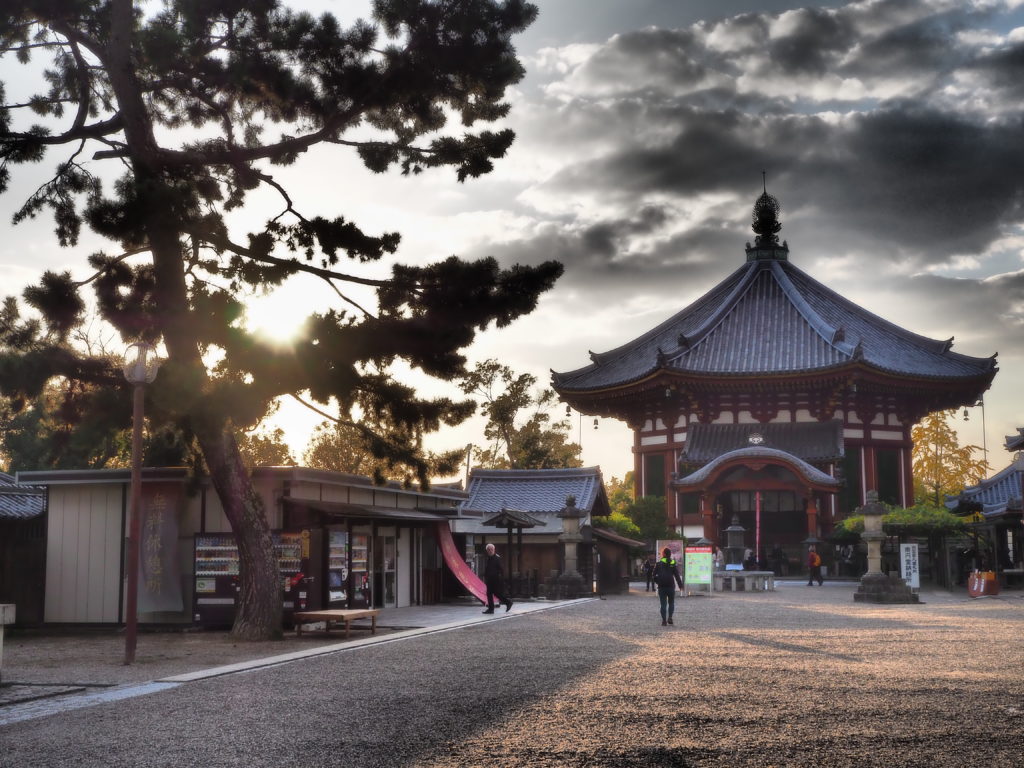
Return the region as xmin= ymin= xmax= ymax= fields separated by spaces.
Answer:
xmin=700 ymin=493 xmax=714 ymax=541
xmin=805 ymin=495 xmax=819 ymax=538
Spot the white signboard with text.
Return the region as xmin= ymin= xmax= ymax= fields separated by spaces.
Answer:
xmin=900 ymin=543 xmax=920 ymax=589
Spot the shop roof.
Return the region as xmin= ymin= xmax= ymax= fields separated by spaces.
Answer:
xmin=280 ymin=497 xmax=450 ymax=522
xmin=681 ymin=421 xmax=843 ymax=464
xmin=0 ymin=472 xmax=46 ymax=521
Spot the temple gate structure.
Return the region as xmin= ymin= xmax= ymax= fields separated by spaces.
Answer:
xmin=553 ymin=190 xmax=997 ymax=560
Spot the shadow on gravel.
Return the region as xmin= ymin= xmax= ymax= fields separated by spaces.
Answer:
xmin=712 ymin=631 xmax=864 ymax=662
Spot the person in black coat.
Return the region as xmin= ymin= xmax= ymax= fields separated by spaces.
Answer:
xmin=482 ymin=543 xmax=513 ymax=614
xmin=652 ymin=547 xmax=684 ymax=626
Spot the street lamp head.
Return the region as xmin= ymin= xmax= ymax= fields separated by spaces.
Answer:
xmin=122 ymin=342 xmax=161 ymax=385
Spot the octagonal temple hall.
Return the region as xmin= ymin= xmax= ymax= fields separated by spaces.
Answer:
xmin=552 ymin=190 xmax=997 ymax=554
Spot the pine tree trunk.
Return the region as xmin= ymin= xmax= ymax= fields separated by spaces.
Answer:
xmin=103 ymin=10 xmax=282 ymax=640
xmin=195 ymin=420 xmax=283 ymax=641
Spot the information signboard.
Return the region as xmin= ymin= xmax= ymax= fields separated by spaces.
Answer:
xmin=684 ymin=546 xmax=713 ymax=593
xmin=900 ymin=543 xmax=920 ymax=589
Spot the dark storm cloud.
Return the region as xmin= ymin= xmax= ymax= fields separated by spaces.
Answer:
xmin=570 ymin=27 xmax=709 ymax=92
xmin=471 ymin=212 xmax=733 ymax=296
xmin=523 ymin=1 xmax=1024 ymax=268
xmin=839 ymin=11 xmax=969 ymax=81
xmin=969 ymin=41 xmax=1024 ymax=102
xmin=765 ymin=8 xmax=856 ymax=75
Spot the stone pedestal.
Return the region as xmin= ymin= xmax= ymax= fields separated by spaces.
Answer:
xmin=854 ymin=572 xmax=920 ymax=603
xmin=545 ymin=573 xmax=588 ymax=600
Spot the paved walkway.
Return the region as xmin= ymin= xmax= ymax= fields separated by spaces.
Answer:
xmin=0 ymin=597 xmax=586 ymax=725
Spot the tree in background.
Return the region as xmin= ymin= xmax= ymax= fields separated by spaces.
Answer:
xmin=460 ymin=359 xmax=581 ymax=469
xmin=624 ymin=495 xmax=673 ymax=544
xmin=606 ymin=472 xmax=635 ymax=516
xmin=912 ymin=410 xmax=989 ymax=507
xmin=0 ymin=1 xmax=556 ymax=639
xmin=237 ymin=426 xmax=294 ymax=470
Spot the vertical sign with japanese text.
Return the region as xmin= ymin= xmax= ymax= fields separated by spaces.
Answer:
xmin=138 ymin=483 xmax=184 ymax=612
xmin=900 ymin=543 xmax=920 ymax=590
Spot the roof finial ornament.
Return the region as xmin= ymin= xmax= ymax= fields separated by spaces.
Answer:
xmin=752 ymin=176 xmax=782 ymax=248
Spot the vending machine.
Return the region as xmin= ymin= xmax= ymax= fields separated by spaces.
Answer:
xmin=193 ymin=531 xmax=305 ymax=627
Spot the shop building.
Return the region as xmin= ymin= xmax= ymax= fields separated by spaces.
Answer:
xmin=15 ymin=466 xmax=466 ymax=627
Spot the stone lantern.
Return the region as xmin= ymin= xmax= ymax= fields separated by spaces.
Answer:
xmin=723 ymin=514 xmax=746 ymax=566
xmin=557 ymin=495 xmax=584 ymax=578
xmin=549 ymin=495 xmax=587 ymax=599
xmin=853 ymin=490 xmax=919 ymax=604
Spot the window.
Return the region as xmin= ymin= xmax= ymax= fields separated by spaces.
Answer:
xmin=877 ymin=448 xmax=900 ymax=506
xmin=643 ymin=453 xmax=666 ymax=497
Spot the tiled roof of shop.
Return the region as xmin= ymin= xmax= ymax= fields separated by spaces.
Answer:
xmin=682 ymin=421 xmax=844 ymax=463
xmin=460 ymin=467 xmax=609 ymax=517
xmin=946 ymin=455 xmax=1024 ymax=517
xmin=0 ymin=472 xmax=46 ymax=520
xmin=552 ymin=255 xmax=996 ymax=391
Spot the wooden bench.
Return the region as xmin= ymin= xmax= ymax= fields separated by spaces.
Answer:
xmin=292 ymin=609 xmax=381 ymax=639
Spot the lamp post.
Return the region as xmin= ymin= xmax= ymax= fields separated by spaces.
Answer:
xmin=122 ymin=342 xmax=160 ymax=665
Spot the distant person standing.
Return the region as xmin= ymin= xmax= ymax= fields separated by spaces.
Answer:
xmin=807 ymin=546 xmax=824 ymax=586
xmin=652 ymin=547 xmax=684 ymax=626
xmin=642 ymin=555 xmax=655 ymax=592
xmin=482 ymin=543 xmax=513 ymax=614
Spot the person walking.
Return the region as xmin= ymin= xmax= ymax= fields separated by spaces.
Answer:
xmin=481 ymin=543 xmax=513 ymax=614
xmin=652 ymin=547 xmax=684 ymax=626
xmin=807 ymin=546 xmax=824 ymax=586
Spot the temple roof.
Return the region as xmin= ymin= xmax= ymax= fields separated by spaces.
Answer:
xmin=553 ymin=255 xmax=996 ymax=392
xmin=681 ymin=421 xmax=844 ymax=464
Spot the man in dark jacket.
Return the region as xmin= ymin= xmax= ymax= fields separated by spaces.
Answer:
xmin=652 ymin=547 xmax=684 ymax=626
xmin=482 ymin=543 xmax=513 ymax=614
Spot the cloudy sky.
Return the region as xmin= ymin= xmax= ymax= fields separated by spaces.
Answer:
xmin=2 ymin=0 xmax=1023 ymax=482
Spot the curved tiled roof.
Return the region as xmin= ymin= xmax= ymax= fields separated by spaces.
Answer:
xmin=0 ymin=472 xmax=46 ymax=520
xmin=674 ymin=446 xmax=839 ymax=488
xmin=460 ymin=466 xmax=607 ymax=516
xmin=946 ymin=455 xmax=1024 ymax=517
xmin=552 ymin=254 xmax=996 ymax=392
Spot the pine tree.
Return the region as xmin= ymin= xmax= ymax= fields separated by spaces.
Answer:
xmin=0 ymin=0 xmax=556 ymax=639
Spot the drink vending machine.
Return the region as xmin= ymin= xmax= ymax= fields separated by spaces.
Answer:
xmin=193 ymin=531 xmax=309 ymax=627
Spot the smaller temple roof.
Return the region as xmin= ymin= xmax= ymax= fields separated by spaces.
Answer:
xmin=454 ymin=467 xmax=610 ymax=536
xmin=1005 ymin=428 xmax=1024 ymax=453
xmin=675 ymin=446 xmax=840 ymax=488
xmin=946 ymin=454 xmax=1024 ymax=519
xmin=681 ymin=421 xmax=843 ymax=464
xmin=460 ymin=467 xmax=608 ymax=517
xmin=0 ymin=472 xmax=46 ymax=521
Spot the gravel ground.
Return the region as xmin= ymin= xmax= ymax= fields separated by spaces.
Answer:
xmin=2 ymin=583 xmax=1022 ymax=768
